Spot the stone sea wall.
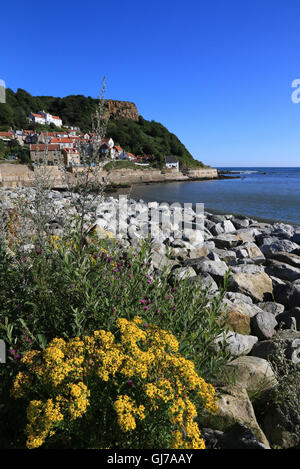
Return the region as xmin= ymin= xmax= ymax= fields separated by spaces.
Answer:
xmin=0 ymin=164 xmax=218 ymax=188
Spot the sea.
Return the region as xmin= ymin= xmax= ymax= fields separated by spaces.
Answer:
xmin=128 ymin=167 xmax=300 ymax=226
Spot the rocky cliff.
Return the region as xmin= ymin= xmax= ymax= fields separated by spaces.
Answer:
xmin=104 ymin=100 xmax=139 ymax=121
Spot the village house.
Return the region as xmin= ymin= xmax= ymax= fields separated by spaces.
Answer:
xmin=165 ymin=155 xmax=179 ymax=171
xmin=49 ymin=137 xmax=78 ymax=149
xmin=30 ymin=144 xmax=62 ymax=166
xmin=99 ymin=137 xmax=115 ymax=158
xmin=62 ymin=147 xmax=80 ymax=167
xmin=117 ymin=150 xmax=135 ymax=161
xmin=28 ymin=111 xmax=63 ymax=127
xmin=0 ymin=130 xmax=14 ymax=142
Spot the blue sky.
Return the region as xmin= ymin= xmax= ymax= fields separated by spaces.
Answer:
xmin=2 ymin=0 xmax=300 ymax=166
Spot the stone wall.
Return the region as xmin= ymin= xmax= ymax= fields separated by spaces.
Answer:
xmin=0 ymin=165 xmax=218 ymax=188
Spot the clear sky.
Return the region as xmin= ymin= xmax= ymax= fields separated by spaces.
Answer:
xmin=2 ymin=0 xmax=300 ymax=167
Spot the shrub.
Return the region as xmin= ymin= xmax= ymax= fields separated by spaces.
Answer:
xmin=0 ymin=226 xmax=228 ymax=448
xmin=11 ymin=317 xmax=218 ymax=449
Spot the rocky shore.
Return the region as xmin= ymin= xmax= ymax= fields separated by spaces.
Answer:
xmin=2 ymin=187 xmax=300 ymax=449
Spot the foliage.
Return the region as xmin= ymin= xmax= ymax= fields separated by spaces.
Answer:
xmin=11 ymin=317 xmax=218 ymax=449
xmin=0 ymin=88 xmax=205 ymax=168
xmin=0 ymin=139 xmax=30 ymax=163
xmin=0 ymin=227 xmax=228 ymax=448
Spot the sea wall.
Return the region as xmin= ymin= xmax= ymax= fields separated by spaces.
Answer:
xmin=0 ymin=165 xmax=218 ymax=188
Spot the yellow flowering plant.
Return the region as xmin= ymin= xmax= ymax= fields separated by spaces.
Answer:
xmin=12 ymin=317 xmax=218 ymax=449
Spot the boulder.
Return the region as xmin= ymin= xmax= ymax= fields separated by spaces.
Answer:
xmin=223 ymin=298 xmax=266 ymax=318
xmin=200 ymin=386 xmax=270 ymax=448
xmin=225 ymin=356 xmax=277 ymax=394
xmin=202 ymin=424 xmax=268 ymax=449
xmin=225 ymin=292 xmax=253 ymax=304
xmin=232 ymin=216 xmax=250 ymax=230
xmin=251 ymin=330 xmax=300 ymax=361
xmin=213 ymin=331 xmax=258 ymax=356
xmin=250 ymin=311 xmax=278 ymax=340
xmin=262 ymin=405 xmax=300 ymax=449
xmin=257 ymin=302 xmax=285 ymax=316
xmin=212 ymin=234 xmax=241 ymax=249
xmin=268 ymin=252 xmax=300 ymax=268
xmin=187 ymin=273 xmax=219 ymax=293
xmin=265 ymin=259 xmax=300 ymax=282
xmin=228 ymin=271 xmax=273 ymax=303
xmin=276 ymin=307 xmax=300 ymax=331
xmin=172 ymin=266 xmax=197 ymax=280
xmin=273 ymin=281 xmax=300 ymax=309
xmin=223 ymin=310 xmax=251 ymax=335
xmin=195 ymin=260 xmax=229 ymax=281
xmin=260 ymin=238 xmax=299 ymax=257
xmin=150 ymin=251 xmax=178 ymax=272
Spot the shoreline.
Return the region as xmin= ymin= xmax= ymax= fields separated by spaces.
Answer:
xmin=108 ymin=182 xmax=300 ymax=228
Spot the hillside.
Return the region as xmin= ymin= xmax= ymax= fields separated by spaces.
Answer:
xmin=0 ymin=88 xmax=205 ymax=168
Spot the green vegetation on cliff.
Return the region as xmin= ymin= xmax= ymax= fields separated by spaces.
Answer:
xmin=0 ymin=88 xmax=205 ymax=168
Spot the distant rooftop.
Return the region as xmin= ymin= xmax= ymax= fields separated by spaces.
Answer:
xmin=165 ymin=155 xmax=178 ymax=163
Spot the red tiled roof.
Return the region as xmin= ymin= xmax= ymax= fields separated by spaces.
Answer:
xmin=31 ymin=113 xmax=44 ymax=119
xmin=0 ymin=131 xmax=13 ymax=137
xmin=41 ymin=131 xmax=58 ymax=136
xmin=62 ymin=148 xmax=79 ymax=154
xmin=114 ymin=146 xmax=122 ymax=151
xmin=30 ymin=144 xmax=60 ymax=151
xmin=51 ymin=115 xmax=61 ymax=120
xmin=50 ymin=138 xmax=75 ymax=143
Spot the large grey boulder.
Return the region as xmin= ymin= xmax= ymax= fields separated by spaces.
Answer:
xmin=187 ymin=273 xmax=219 ymax=293
xmin=211 ymin=220 xmax=236 ymax=236
xmin=259 ymin=238 xmax=299 ymax=257
xmin=195 ymin=259 xmax=229 ymax=280
xmin=262 ymin=406 xmax=300 ymax=449
xmin=150 ymin=251 xmax=178 ymax=272
xmin=273 ymin=281 xmax=300 ymax=309
xmin=225 ymin=292 xmax=253 ymax=304
xmin=268 ymin=251 xmax=300 ymax=268
xmin=223 ymin=298 xmax=266 ymax=318
xmin=250 ymin=311 xmax=278 ymax=340
xmin=202 ymin=424 xmax=268 ymax=449
xmin=251 ymin=330 xmax=300 ymax=361
xmin=213 ymin=331 xmax=258 ymax=356
xmin=271 ymin=223 xmax=295 ymax=239
xmin=231 ymin=216 xmax=250 ymax=230
xmin=172 ymin=266 xmax=197 ymax=280
xmin=257 ymin=302 xmax=285 ymax=316
xmin=265 ymin=259 xmax=300 ymax=282
xmin=276 ymin=307 xmax=300 ymax=330
xmin=212 ymin=234 xmax=242 ymax=249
